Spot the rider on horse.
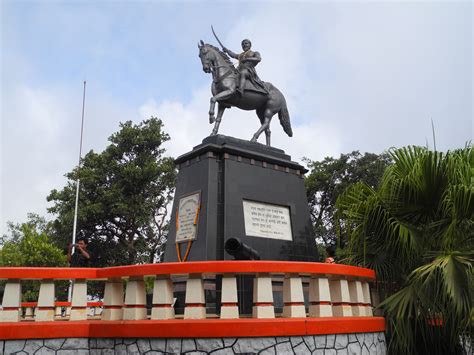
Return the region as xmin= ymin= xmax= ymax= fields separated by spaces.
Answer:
xmin=223 ymin=39 xmax=268 ymax=96
xmin=198 ymin=37 xmax=292 ymax=146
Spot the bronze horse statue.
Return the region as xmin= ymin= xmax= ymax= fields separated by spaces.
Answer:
xmin=198 ymin=41 xmax=292 ymax=146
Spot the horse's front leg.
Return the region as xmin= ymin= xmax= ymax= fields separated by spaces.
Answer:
xmin=209 ymin=87 xmax=235 ymax=123
xmin=211 ymin=103 xmax=226 ymax=136
xmin=209 ymin=97 xmax=217 ymax=124
xmin=209 ymin=88 xmax=235 ymax=133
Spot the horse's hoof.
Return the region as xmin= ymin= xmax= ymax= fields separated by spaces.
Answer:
xmin=250 ymin=137 xmax=257 ymax=142
xmin=209 ymin=116 xmax=215 ymax=124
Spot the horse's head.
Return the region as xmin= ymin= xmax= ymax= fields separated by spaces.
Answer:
xmin=198 ymin=40 xmax=213 ymax=74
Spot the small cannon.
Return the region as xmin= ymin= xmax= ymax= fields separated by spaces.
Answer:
xmin=225 ymin=237 xmax=261 ymax=260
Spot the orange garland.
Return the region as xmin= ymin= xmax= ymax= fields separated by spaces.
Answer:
xmin=175 ymin=204 xmax=201 ymax=262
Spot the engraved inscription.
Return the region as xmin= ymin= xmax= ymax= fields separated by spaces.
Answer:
xmin=243 ymin=200 xmax=292 ymax=241
xmin=176 ymin=192 xmax=201 ymax=243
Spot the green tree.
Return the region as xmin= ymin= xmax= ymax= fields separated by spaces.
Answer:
xmin=337 ymin=145 xmax=473 ymax=354
xmin=0 ymin=214 xmax=67 ymax=267
xmin=47 ymin=118 xmax=176 ymax=266
xmin=304 ymin=151 xmax=391 ymax=248
xmin=0 ymin=214 xmax=68 ymax=301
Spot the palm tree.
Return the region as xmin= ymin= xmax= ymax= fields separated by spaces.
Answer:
xmin=336 ymin=145 xmax=473 ymax=355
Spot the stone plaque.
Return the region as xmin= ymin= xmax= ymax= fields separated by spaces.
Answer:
xmin=243 ymin=200 xmax=292 ymax=241
xmin=176 ymin=192 xmax=201 ymax=243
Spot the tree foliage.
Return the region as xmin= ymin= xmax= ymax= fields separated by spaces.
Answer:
xmin=0 ymin=214 xmax=67 ymax=267
xmin=1 ymin=214 xmax=68 ymax=302
xmin=304 ymin=151 xmax=391 ymax=247
xmin=47 ymin=118 xmax=176 ymax=266
xmin=337 ymin=145 xmax=473 ymax=354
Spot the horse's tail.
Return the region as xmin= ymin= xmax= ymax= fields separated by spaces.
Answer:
xmin=278 ymin=101 xmax=293 ymax=137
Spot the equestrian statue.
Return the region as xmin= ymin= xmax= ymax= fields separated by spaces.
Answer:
xmin=198 ymin=28 xmax=292 ymax=146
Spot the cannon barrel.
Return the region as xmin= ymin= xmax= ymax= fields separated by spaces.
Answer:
xmin=225 ymin=237 xmax=261 ymax=260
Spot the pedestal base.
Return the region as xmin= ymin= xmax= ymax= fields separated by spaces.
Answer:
xmin=164 ymin=135 xmax=318 ymax=263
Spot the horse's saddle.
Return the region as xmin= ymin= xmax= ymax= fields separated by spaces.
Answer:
xmin=241 ymin=81 xmax=268 ymax=95
xmin=237 ymin=74 xmax=269 ymax=96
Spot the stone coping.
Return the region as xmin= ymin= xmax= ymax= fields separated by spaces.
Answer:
xmin=0 ymin=261 xmax=376 ymax=281
xmin=0 ymin=317 xmax=385 ymax=340
xmin=175 ymin=135 xmax=306 ymax=172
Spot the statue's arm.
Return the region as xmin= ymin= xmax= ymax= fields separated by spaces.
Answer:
xmin=224 ymin=48 xmax=239 ymax=59
xmin=242 ymin=51 xmax=262 ymax=65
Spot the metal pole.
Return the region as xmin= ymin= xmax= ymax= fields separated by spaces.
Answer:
xmin=69 ymin=81 xmax=86 ymax=302
xmin=431 ymin=118 xmax=437 ymax=151
xmin=72 ymin=81 xmax=87 ymax=248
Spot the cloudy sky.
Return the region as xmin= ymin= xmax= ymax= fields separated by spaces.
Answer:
xmin=1 ymin=0 xmax=472 ymax=237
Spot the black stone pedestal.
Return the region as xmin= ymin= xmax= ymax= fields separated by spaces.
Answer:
xmin=164 ymin=135 xmax=318 ymax=262
xmin=164 ymin=135 xmax=318 ymax=315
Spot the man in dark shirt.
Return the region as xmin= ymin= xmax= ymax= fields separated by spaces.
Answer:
xmin=325 ymin=246 xmax=336 ymax=264
xmin=67 ymin=238 xmax=91 ymax=267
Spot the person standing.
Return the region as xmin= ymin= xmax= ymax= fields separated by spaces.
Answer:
xmin=67 ymin=237 xmax=91 ymax=267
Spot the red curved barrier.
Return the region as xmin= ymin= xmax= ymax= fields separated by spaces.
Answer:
xmin=0 ymin=261 xmax=375 ymax=280
xmin=0 ymin=261 xmax=382 ymax=340
xmin=0 ymin=267 xmax=98 ymax=280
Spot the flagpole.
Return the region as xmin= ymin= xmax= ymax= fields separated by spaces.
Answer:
xmin=72 ymin=80 xmax=87 ymax=248
xmin=69 ymin=81 xmax=86 ymax=301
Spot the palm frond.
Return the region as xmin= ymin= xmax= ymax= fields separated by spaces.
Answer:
xmin=382 ymin=251 xmax=473 ymax=354
xmin=337 ymin=145 xmax=473 ymax=354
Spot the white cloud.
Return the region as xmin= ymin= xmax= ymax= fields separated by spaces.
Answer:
xmin=140 ymin=84 xmax=342 ymax=165
xmin=1 ymin=85 xmax=74 ymax=235
xmin=1 ymin=1 xmax=471 ymax=236
xmin=147 ymin=2 xmax=471 ymax=165
xmin=0 ymin=83 xmax=135 ymax=236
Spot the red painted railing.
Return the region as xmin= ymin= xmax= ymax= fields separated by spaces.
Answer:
xmin=0 ymin=261 xmax=384 ymax=339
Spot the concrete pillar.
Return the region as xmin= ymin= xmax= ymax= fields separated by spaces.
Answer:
xmin=329 ymin=279 xmax=352 ymax=317
xmin=36 ymin=280 xmax=55 ymax=322
xmin=220 ymin=274 xmax=239 ymax=319
xmin=87 ymin=305 xmax=93 ymax=317
xmin=184 ymin=275 xmax=206 ymax=319
xmin=70 ymin=279 xmax=88 ymax=320
xmin=102 ymin=278 xmax=124 ymax=320
xmin=282 ymin=274 xmax=306 ymax=318
xmin=348 ymin=280 xmax=365 ymax=316
xmin=366 ymin=283 xmax=376 ymax=316
xmin=0 ymin=280 xmax=22 ymax=322
xmin=24 ymin=306 xmax=34 ymax=320
xmin=309 ymin=277 xmax=333 ymax=317
xmin=95 ymin=305 xmax=103 ymax=317
xmin=151 ymin=277 xmax=175 ymax=320
xmin=54 ymin=306 xmax=62 ymax=318
xmin=123 ymin=277 xmax=147 ymax=320
xmin=252 ymin=274 xmax=275 ymax=318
